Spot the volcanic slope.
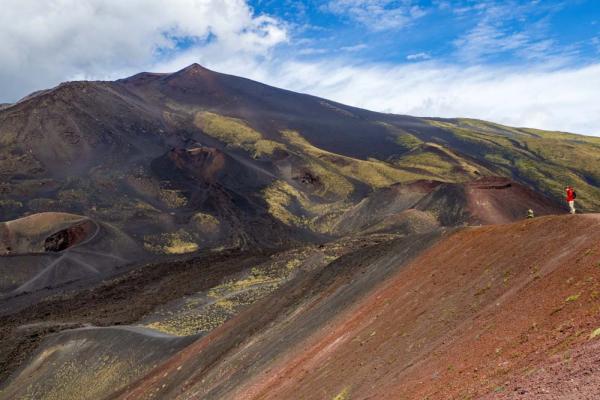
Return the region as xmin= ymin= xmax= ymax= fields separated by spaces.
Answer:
xmin=3 ymin=63 xmax=593 ymax=304
xmin=1 ymin=64 xmax=600 ymax=399
xmin=0 ymin=326 xmax=196 ymax=400
xmin=0 ymin=232 xmax=414 ymax=399
xmin=70 ymin=214 xmax=597 ymax=400
xmin=331 ymin=176 xmax=563 ymax=234
xmin=1 ymin=63 xmax=599 ymax=254
xmin=414 ymin=176 xmax=563 ymax=226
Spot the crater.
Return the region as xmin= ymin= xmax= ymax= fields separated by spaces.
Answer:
xmin=43 ymin=220 xmax=96 ymax=252
xmin=0 ymin=212 xmax=98 ymax=255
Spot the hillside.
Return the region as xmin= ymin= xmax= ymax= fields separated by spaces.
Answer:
xmin=1 ymin=64 xmax=599 ymax=399
xmin=2 ymin=215 xmax=599 ymax=399
xmin=1 ymin=64 xmax=598 ymax=248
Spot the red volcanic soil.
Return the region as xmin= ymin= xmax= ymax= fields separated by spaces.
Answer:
xmin=112 ymin=214 xmax=600 ymax=400
xmin=465 ymin=177 xmax=563 ymax=225
xmin=417 ymin=177 xmax=563 ymax=226
xmin=244 ymin=215 xmax=600 ymax=400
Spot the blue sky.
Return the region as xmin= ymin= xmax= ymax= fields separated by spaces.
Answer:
xmin=249 ymin=0 xmax=599 ymax=66
xmin=1 ymin=0 xmax=599 ymax=134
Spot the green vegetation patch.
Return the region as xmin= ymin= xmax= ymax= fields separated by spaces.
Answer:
xmin=394 ymin=143 xmax=487 ymax=181
xmin=144 ymin=229 xmax=199 ymax=254
xmin=263 ymin=180 xmax=310 ymax=227
xmin=159 ymin=188 xmax=187 ymax=208
xmin=254 ymin=139 xmax=286 ymax=157
xmin=394 ymin=132 xmax=423 ymax=150
xmin=145 ymin=304 xmax=229 ymax=336
xmin=146 ymin=267 xmax=283 ymax=336
xmin=190 ymin=212 xmax=220 ymax=235
xmin=298 ymin=156 xmax=355 ymax=199
xmin=262 ymin=179 xmax=350 ymax=232
xmin=426 ymin=119 xmax=600 ymax=210
xmin=195 ymin=118 xmax=355 ymax=199
xmin=281 ymin=130 xmax=422 ymax=189
xmin=195 ymin=112 xmax=285 ymax=158
xmin=207 ymin=267 xmax=280 ymax=298
xmin=198 ymin=111 xmax=261 ymax=143
xmin=565 ymin=293 xmax=581 ymax=302
xmin=18 ymin=351 xmax=144 ymax=400
xmin=377 ymin=121 xmax=423 ymax=150
xmin=332 ymin=387 xmax=351 ymax=400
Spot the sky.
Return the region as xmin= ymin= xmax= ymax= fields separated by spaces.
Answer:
xmin=1 ymin=0 xmax=599 ymax=135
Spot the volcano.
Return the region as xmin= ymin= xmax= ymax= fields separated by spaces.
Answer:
xmin=1 ymin=64 xmax=599 ymax=399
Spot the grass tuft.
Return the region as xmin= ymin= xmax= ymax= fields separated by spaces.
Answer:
xmin=565 ymin=293 xmax=581 ymax=302
xmin=590 ymin=327 xmax=600 ymax=340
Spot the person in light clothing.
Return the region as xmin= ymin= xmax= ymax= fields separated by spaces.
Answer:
xmin=527 ymin=209 xmax=534 ymax=219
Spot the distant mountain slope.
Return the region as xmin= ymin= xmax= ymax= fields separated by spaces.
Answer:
xmin=0 ymin=63 xmax=596 ymax=263
xmin=423 ymin=119 xmax=600 ymax=211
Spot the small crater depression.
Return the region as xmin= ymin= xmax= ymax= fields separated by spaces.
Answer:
xmin=0 ymin=213 xmax=98 ymax=255
xmin=44 ymin=221 xmax=96 ymax=252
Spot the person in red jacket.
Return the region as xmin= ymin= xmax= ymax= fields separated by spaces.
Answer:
xmin=565 ymin=186 xmax=576 ymax=214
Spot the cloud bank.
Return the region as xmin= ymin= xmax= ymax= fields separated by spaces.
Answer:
xmin=243 ymin=60 xmax=600 ymax=136
xmin=0 ymin=0 xmax=286 ymax=101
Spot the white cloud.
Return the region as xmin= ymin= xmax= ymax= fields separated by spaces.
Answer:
xmin=321 ymin=0 xmax=426 ymax=31
xmin=297 ymin=48 xmax=330 ymax=56
xmin=452 ymin=1 xmax=568 ymax=63
xmin=241 ymin=59 xmax=600 ymax=136
xmin=0 ymin=0 xmax=286 ymax=102
xmin=454 ymin=22 xmax=531 ymax=61
xmin=340 ymin=44 xmax=368 ymax=52
xmin=406 ymin=52 xmax=431 ymax=61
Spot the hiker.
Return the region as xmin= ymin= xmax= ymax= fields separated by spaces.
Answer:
xmin=565 ymin=185 xmax=576 ymax=214
xmin=527 ymin=209 xmax=534 ymax=219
